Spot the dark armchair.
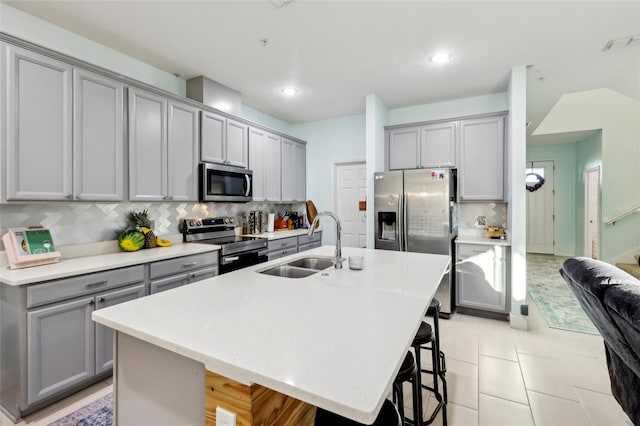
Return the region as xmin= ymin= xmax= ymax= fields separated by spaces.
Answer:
xmin=559 ymin=257 xmax=640 ymax=426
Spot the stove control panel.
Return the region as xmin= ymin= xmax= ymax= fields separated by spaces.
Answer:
xmin=181 ymin=217 xmax=235 ymax=232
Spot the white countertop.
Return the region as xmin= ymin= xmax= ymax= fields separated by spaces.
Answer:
xmin=244 ymin=228 xmax=320 ymax=240
xmin=456 ymin=235 xmax=511 ymax=246
xmin=92 ymin=246 xmax=449 ymax=424
xmin=0 ymin=243 xmax=220 ymax=286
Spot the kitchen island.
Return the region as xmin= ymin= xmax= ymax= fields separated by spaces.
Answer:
xmin=92 ymin=246 xmax=449 ymax=425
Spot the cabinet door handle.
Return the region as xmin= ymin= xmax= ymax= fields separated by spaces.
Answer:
xmin=183 ymin=261 xmax=198 ymax=267
xmin=88 ymin=300 xmax=95 ymax=306
xmin=86 ymin=281 xmax=108 ymax=289
xmin=98 ymin=297 xmax=106 ymax=303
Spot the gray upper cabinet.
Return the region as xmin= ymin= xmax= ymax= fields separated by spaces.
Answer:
xmin=73 ymin=69 xmax=124 ymax=201
xmin=5 ymin=44 xmax=73 ymax=200
xmin=249 ymin=127 xmax=281 ymax=202
xmin=27 ymin=297 xmax=95 ymax=404
xmin=388 ymin=126 xmax=420 ymax=170
xmin=265 ymin=133 xmax=282 ymax=201
xmin=281 ymin=138 xmax=306 ymax=203
xmin=201 ymin=111 xmax=248 ymax=168
xmin=294 ymin=142 xmax=306 ymax=202
xmin=167 ymin=100 xmax=199 ymax=201
xmin=129 ymin=89 xmax=198 ymax=201
xmin=420 ymin=122 xmax=456 ymax=168
xmin=128 ymin=87 xmax=167 ymax=201
xmin=200 ymin=110 xmax=225 ymax=164
xmin=226 ymin=118 xmax=248 ymax=168
xmin=458 ymin=115 xmax=505 ymax=201
xmin=281 ymin=138 xmax=294 ymax=202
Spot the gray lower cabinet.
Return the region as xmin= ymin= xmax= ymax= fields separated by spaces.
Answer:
xmin=267 ymin=236 xmax=298 ymax=261
xmin=297 ymin=232 xmax=322 ymax=253
xmin=4 ymin=43 xmax=73 ymax=201
xmin=149 ymin=252 xmax=219 ymax=294
xmin=456 ymin=243 xmax=509 ymax=313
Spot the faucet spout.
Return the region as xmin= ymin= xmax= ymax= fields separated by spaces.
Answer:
xmin=308 ymin=211 xmax=343 ymax=268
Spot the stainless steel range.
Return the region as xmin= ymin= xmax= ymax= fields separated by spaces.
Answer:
xmin=181 ymin=217 xmax=268 ymax=274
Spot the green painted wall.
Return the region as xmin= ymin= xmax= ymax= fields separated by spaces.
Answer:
xmin=526 ymin=143 xmax=577 ymax=256
xmin=575 ymin=131 xmax=603 ymax=257
xmin=0 ymin=3 xmax=186 ymax=95
xmin=241 ymin=105 xmax=292 ymax=135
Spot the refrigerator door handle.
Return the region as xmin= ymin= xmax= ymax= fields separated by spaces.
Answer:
xmin=397 ymin=194 xmax=403 ymax=251
xmin=402 ymin=193 xmax=409 ymax=251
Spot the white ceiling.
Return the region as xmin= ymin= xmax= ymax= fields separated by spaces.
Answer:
xmin=5 ymin=0 xmax=640 ymax=144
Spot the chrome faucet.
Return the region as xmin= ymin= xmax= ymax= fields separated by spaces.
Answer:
xmin=309 ymin=211 xmax=344 ymax=269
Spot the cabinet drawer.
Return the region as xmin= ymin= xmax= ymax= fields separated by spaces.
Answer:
xmin=297 ymin=231 xmax=321 ymax=246
xmin=189 ymin=266 xmax=218 ymax=283
xmin=150 ymin=273 xmax=188 ymax=294
xmin=298 ymin=241 xmax=322 ymax=253
xmin=456 ymin=244 xmax=494 ymax=259
xmin=267 ymin=237 xmax=297 ymax=251
xmin=150 ymin=252 xmax=218 ymax=279
xmin=27 ymin=265 xmax=145 ymax=309
xmin=268 ymin=247 xmax=298 ymax=261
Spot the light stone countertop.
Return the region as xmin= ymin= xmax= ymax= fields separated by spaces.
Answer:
xmin=0 ymin=243 xmax=220 ymax=286
xmin=92 ymin=245 xmax=449 ymax=424
xmin=244 ymin=227 xmax=321 ymax=240
xmin=455 ymin=235 xmax=511 ymax=246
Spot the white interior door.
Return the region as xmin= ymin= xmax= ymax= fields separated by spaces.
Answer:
xmin=335 ymin=162 xmax=367 ymax=248
xmin=585 ymin=167 xmax=600 ymax=259
xmin=526 ymin=161 xmax=555 ymax=254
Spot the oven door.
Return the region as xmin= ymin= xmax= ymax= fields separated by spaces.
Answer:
xmin=219 ymin=250 xmax=268 ymax=274
xmin=200 ymin=163 xmax=252 ymax=203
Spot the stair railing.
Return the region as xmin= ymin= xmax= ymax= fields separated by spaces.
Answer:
xmin=604 ymin=204 xmax=640 ymax=225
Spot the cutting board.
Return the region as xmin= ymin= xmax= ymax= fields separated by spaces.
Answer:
xmin=305 ymin=200 xmax=320 ymax=228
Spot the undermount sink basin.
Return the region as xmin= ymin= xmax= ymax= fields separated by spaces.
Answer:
xmin=257 ymin=256 xmax=335 ymax=278
xmin=259 ymin=265 xmax=319 ymax=279
xmin=285 ymin=257 xmax=334 ymax=271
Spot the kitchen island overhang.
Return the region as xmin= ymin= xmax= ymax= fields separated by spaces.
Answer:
xmin=92 ymin=246 xmax=450 ymax=424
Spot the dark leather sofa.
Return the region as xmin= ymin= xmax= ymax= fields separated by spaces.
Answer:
xmin=559 ymin=257 xmax=640 ymax=426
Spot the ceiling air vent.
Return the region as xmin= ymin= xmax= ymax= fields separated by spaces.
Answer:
xmin=602 ymin=34 xmax=640 ymax=51
xmin=272 ymin=0 xmax=293 ymax=6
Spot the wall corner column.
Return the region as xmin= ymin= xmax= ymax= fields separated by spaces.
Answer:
xmin=508 ymin=65 xmax=528 ymax=330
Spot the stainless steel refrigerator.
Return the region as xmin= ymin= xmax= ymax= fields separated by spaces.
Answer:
xmin=374 ymin=168 xmax=457 ymax=317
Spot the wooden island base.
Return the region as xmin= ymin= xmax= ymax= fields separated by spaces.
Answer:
xmin=205 ymin=371 xmax=316 ymax=426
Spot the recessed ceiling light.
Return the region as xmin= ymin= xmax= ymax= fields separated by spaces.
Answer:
xmin=430 ymin=52 xmax=452 ymax=65
xmin=281 ymin=87 xmax=298 ymax=96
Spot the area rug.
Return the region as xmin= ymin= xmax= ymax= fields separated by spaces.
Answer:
xmin=527 ymin=254 xmax=600 ymax=335
xmin=47 ymin=393 xmax=112 ymax=426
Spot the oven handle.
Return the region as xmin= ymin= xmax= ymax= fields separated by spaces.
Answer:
xmin=257 ymin=249 xmax=269 ymax=257
xmin=244 ymin=174 xmax=251 ymax=197
xmin=222 ymin=256 xmax=240 ymax=264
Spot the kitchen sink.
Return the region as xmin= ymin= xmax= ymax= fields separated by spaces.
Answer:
xmin=285 ymin=257 xmax=334 ymax=270
xmin=257 ymin=256 xmax=335 ymax=278
xmin=259 ymin=265 xmax=319 ymax=279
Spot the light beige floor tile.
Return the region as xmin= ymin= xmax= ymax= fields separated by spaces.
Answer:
xmin=478 ymin=393 xmax=534 ymax=426
xmin=479 ymin=334 xmax=518 ymax=361
xmin=574 ymin=387 xmax=633 ymax=426
xmin=512 ymin=330 xmax=557 ymax=359
xmin=424 ymin=396 xmax=478 ymax=426
xmin=441 ymin=331 xmax=479 ymax=365
xmin=580 ymin=334 xmax=607 ymax=365
xmin=518 ymin=353 xmax=577 ymax=401
xmin=479 ymin=355 xmax=528 ymax=405
xmin=528 ymin=390 xmax=591 ymax=426
xmin=557 ymin=352 xmax=612 ymax=394
xmin=446 ymin=359 xmax=479 ymax=409
xmin=543 ymin=328 xmax=594 ymax=357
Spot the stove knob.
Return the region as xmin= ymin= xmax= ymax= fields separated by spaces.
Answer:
xmin=188 ymin=221 xmax=194 ymax=227
xmin=196 ymin=220 xmax=202 ymax=226
xmin=224 ymin=218 xmax=230 ymax=224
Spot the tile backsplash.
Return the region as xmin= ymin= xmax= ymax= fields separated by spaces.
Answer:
xmin=457 ymin=202 xmax=508 ymax=229
xmin=0 ymin=202 xmax=301 ymax=249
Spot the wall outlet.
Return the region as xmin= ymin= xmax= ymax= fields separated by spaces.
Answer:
xmin=475 ymin=215 xmax=487 ymax=228
xmin=216 ymin=407 xmax=236 ymax=426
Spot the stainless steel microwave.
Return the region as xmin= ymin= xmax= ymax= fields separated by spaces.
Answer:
xmin=199 ymin=163 xmax=253 ymax=203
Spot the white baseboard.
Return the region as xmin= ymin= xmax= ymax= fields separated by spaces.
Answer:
xmin=611 ymin=247 xmax=640 ymax=264
xmin=554 ymin=250 xmax=575 ymax=257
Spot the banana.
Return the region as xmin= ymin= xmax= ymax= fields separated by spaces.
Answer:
xmin=156 ymin=238 xmax=172 ymax=247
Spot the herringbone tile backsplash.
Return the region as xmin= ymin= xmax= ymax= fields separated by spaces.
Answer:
xmin=0 ymin=202 xmax=301 ymax=249
xmin=457 ymin=202 xmax=508 ymax=228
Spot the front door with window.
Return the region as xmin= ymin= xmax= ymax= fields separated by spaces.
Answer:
xmin=526 ymin=161 xmax=555 ymax=254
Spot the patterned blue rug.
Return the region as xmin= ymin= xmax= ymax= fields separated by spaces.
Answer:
xmin=47 ymin=393 xmax=112 ymax=426
xmin=527 ymin=254 xmax=600 ymax=335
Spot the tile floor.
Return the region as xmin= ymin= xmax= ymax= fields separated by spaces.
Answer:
xmin=1 ymin=255 xmax=634 ymax=426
